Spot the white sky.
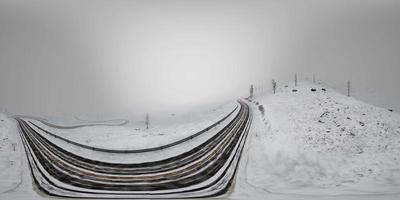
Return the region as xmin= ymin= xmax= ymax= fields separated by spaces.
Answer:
xmin=1 ymin=0 xmax=400 ymax=116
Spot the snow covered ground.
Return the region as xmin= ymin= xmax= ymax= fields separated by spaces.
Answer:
xmin=28 ymin=102 xmax=237 ymax=150
xmin=15 ymin=102 xmax=239 ymax=164
xmin=0 ymin=113 xmax=23 ymax=195
xmin=1 ymin=82 xmax=400 ymax=199
xmin=231 ymin=81 xmax=400 ymax=199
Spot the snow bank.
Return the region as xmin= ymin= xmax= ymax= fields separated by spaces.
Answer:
xmin=244 ymin=82 xmax=400 ymax=195
xmin=0 ymin=113 xmax=22 ymax=194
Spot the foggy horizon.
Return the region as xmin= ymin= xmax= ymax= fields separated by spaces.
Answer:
xmin=1 ymin=0 xmax=400 ymax=116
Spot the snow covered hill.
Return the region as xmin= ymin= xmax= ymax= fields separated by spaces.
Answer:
xmin=236 ymin=82 xmax=400 ymax=197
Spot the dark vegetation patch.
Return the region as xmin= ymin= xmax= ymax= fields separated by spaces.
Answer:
xmin=258 ymin=105 xmax=265 ymax=116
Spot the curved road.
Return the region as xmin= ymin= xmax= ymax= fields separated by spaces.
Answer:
xmin=22 ymin=105 xmax=238 ymax=153
xmin=16 ymin=100 xmax=252 ymax=199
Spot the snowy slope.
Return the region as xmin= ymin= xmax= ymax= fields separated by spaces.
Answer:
xmin=0 ymin=113 xmax=23 ymax=195
xmin=233 ymin=81 xmax=400 ymax=198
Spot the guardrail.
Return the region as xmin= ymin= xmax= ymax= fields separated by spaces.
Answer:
xmin=19 ymin=104 xmax=239 ymax=153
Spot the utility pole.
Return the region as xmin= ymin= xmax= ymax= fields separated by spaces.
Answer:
xmin=272 ymin=79 xmax=277 ymax=94
xmin=250 ymin=85 xmax=254 ymax=98
xmin=145 ymin=113 xmax=149 ymax=129
xmin=347 ymin=80 xmax=351 ymax=97
xmin=295 ymin=72 xmax=298 ymax=86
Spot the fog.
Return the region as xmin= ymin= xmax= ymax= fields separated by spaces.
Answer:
xmin=1 ymin=0 xmax=400 ymax=116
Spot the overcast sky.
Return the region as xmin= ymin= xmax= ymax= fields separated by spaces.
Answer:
xmin=1 ymin=0 xmax=400 ymax=116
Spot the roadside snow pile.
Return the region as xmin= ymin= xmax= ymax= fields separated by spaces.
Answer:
xmin=0 ymin=113 xmax=22 ymax=193
xmin=246 ymin=82 xmax=400 ymax=195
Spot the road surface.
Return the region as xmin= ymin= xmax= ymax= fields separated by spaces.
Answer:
xmin=15 ymin=100 xmax=252 ymax=199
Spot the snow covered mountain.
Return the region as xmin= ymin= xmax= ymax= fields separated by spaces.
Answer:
xmin=233 ymin=82 xmax=400 ymax=199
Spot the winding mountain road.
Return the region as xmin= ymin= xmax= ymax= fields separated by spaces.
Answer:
xmin=15 ymin=100 xmax=252 ymax=199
